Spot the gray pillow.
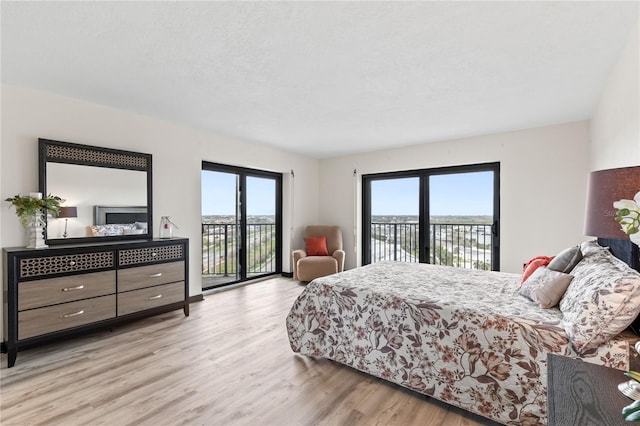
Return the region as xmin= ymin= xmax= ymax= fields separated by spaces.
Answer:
xmin=519 ymin=267 xmax=574 ymax=308
xmin=548 ymin=245 xmax=583 ymax=273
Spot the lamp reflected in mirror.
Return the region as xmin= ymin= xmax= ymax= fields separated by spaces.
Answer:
xmin=57 ymin=206 xmax=77 ymax=238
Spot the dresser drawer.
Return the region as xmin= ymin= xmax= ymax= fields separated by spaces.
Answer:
xmin=117 ymin=282 xmax=184 ymax=316
xmin=19 ymin=251 xmax=115 ymax=279
xmin=19 ymin=295 xmax=116 ymax=340
xmin=19 ymin=271 xmax=116 ymax=311
xmin=118 ymin=261 xmax=185 ymax=292
xmin=119 ymin=244 xmax=184 ymax=266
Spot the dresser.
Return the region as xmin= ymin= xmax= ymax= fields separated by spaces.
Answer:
xmin=2 ymin=238 xmax=189 ymax=367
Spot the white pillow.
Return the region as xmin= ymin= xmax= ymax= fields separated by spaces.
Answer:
xmin=560 ymin=248 xmax=640 ymax=354
xmin=519 ymin=267 xmax=573 ymax=309
xmin=123 ymin=228 xmax=145 ymax=235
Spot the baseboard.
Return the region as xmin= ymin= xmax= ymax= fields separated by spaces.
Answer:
xmin=189 ymin=294 xmax=205 ymax=303
xmin=281 ymin=272 xmax=293 ymax=278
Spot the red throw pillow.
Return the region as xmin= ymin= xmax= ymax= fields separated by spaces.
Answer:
xmin=305 ymin=237 xmax=329 ymax=256
xmin=522 ymin=255 xmax=554 ymax=284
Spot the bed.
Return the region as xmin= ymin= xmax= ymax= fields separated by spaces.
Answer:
xmin=89 ymin=205 xmax=148 ymax=236
xmin=286 ymin=240 xmax=640 ymax=425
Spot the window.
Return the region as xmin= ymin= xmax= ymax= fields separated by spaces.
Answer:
xmin=363 ymin=162 xmax=500 ymax=270
xmin=202 ymin=162 xmax=282 ymax=289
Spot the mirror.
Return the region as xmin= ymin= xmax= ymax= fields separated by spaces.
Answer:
xmin=39 ymin=138 xmax=153 ymax=244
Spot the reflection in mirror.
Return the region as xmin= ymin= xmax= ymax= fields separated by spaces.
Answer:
xmin=40 ymin=138 xmax=152 ymax=245
xmin=46 ymin=163 xmax=147 ymax=239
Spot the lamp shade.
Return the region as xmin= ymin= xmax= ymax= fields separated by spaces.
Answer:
xmin=585 ymin=166 xmax=640 ymax=238
xmin=57 ymin=206 xmax=78 ymax=219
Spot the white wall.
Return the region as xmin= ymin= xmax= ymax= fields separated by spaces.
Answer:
xmin=1 ymin=14 xmax=637 ymax=334
xmin=0 ymin=85 xmax=320 ymax=299
xmin=319 ymin=122 xmax=591 ymax=273
xmin=591 ymin=21 xmax=640 ymax=170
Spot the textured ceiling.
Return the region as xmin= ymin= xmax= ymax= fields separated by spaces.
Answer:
xmin=2 ymin=2 xmax=638 ymax=158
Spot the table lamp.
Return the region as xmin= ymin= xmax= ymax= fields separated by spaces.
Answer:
xmin=57 ymin=206 xmax=77 ymax=238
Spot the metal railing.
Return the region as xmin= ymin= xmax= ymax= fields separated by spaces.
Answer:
xmin=202 ymin=223 xmax=276 ymax=277
xmin=371 ymin=222 xmax=420 ymax=263
xmin=371 ymin=222 xmax=493 ymax=270
xmin=202 ymin=221 xmax=492 ymax=279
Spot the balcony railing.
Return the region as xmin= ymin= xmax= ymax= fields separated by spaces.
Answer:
xmin=202 ymin=221 xmax=493 ymax=282
xmin=371 ymin=222 xmax=493 ymax=270
xmin=202 ymin=223 xmax=276 ymax=278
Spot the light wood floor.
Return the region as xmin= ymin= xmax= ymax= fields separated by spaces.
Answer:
xmin=1 ymin=277 xmax=497 ymax=426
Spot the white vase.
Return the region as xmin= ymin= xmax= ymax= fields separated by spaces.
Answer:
xmin=26 ymin=211 xmax=48 ymax=249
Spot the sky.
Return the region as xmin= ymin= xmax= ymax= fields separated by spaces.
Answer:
xmin=202 ymin=171 xmax=275 ymax=216
xmin=371 ymin=171 xmax=494 ymax=216
xmin=203 ymin=170 xmax=494 ymax=217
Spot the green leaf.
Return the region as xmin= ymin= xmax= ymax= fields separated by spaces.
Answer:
xmin=623 ymin=399 xmax=640 ymax=420
xmin=626 ymin=371 xmax=640 ymax=383
xmin=5 ymin=194 xmax=65 ymax=228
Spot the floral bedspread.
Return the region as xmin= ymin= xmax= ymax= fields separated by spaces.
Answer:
xmin=286 ymin=261 xmax=630 ymax=425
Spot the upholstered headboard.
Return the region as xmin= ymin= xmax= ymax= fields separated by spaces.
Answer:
xmin=94 ymin=206 xmax=147 ymax=225
xmin=598 ymin=237 xmax=640 ymax=272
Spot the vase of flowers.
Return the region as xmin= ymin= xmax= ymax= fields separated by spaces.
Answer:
xmin=5 ymin=193 xmax=64 ymax=248
xmin=614 ymin=191 xmax=640 ymax=246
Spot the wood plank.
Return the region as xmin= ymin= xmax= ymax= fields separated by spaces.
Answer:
xmin=1 ymin=277 xmax=496 ymax=425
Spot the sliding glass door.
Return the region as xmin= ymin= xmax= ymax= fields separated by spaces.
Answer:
xmin=201 ymin=162 xmax=282 ymax=289
xmin=245 ymin=176 xmax=278 ymax=278
xmin=201 ymin=170 xmax=240 ymax=286
xmin=428 ymin=169 xmax=497 ymax=270
xmin=363 ymin=162 xmax=500 ymax=270
xmin=369 ymin=177 xmax=420 ymax=263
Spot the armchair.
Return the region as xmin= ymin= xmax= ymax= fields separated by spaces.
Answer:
xmin=292 ymin=226 xmax=345 ymax=281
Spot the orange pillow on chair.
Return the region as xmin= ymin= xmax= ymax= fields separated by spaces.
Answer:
xmin=305 ymin=237 xmax=329 ymax=256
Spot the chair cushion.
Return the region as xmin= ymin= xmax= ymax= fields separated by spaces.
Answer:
xmin=297 ymin=256 xmax=338 ymax=281
xmin=305 ymin=237 xmax=329 ymax=256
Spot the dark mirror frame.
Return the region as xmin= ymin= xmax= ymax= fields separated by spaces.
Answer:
xmin=39 ymin=138 xmax=153 ymax=245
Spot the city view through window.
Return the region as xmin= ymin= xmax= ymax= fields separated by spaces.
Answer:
xmin=370 ymin=172 xmax=495 ymax=270
xmin=202 ymin=168 xmax=497 ymax=288
xmin=202 ymin=170 xmax=277 ymax=288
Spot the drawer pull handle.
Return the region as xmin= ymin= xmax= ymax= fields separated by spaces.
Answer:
xmin=152 ymin=252 xmax=158 ymax=257
xmin=147 ymin=294 xmax=162 ymax=300
xmin=61 ymin=285 xmax=84 ymax=292
xmin=149 ymin=273 xmax=163 ymax=278
xmin=68 ymin=260 xmax=77 ymax=267
xmin=61 ymin=310 xmax=84 ymax=318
